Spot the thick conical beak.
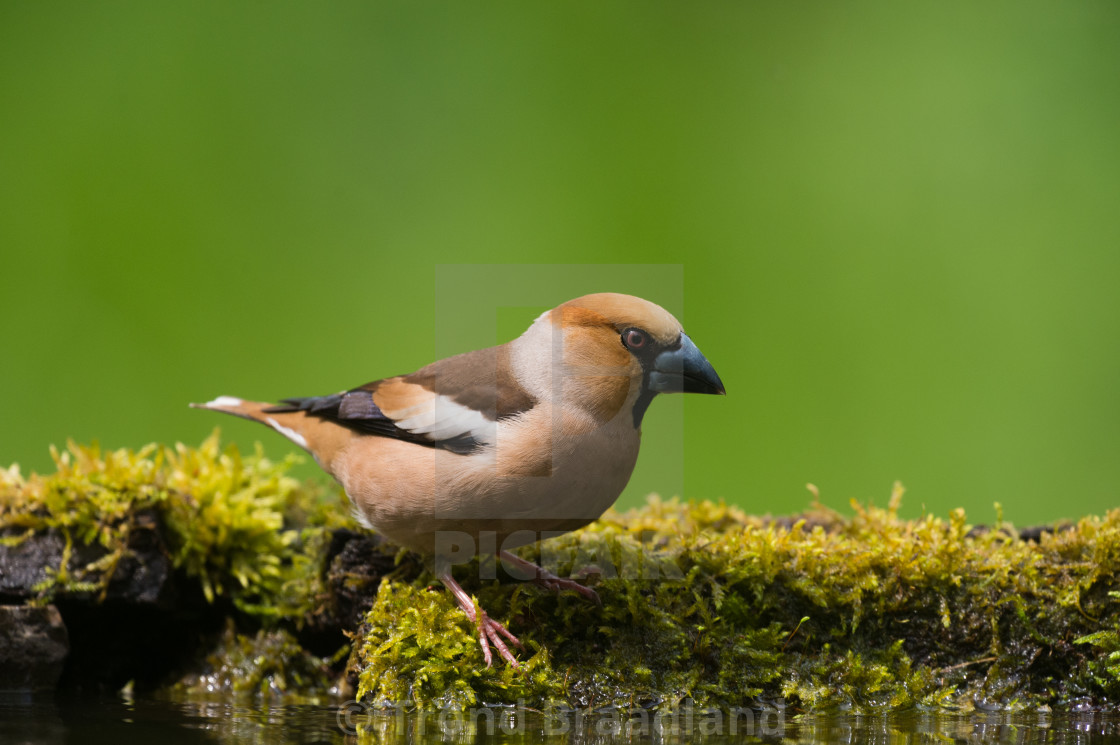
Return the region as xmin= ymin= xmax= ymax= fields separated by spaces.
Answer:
xmin=648 ymin=334 xmax=726 ymax=395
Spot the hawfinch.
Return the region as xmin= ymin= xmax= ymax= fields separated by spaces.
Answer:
xmin=193 ymin=293 xmax=724 ymax=666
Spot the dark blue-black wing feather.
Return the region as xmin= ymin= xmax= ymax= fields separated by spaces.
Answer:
xmin=264 ymin=390 xmax=478 ymax=453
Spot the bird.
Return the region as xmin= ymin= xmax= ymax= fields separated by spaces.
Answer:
xmin=192 ymin=292 xmax=724 ymax=667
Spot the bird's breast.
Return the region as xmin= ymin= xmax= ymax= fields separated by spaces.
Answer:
xmin=332 ymin=404 xmax=641 ymax=554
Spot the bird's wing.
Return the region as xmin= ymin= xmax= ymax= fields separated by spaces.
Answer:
xmin=267 ymin=345 xmax=536 ymax=454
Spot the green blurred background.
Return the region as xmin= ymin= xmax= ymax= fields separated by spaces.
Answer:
xmin=2 ymin=2 xmax=1118 ymax=524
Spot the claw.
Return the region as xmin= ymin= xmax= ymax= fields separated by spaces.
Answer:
xmin=436 ymin=550 xmax=600 ymax=668
xmin=534 ymin=575 xmax=601 ymax=605
xmin=477 ymin=611 xmax=522 ymax=668
xmin=499 ymin=550 xmax=602 ymax=606
xmin=439 ymin=570 xmax=523 ymax=667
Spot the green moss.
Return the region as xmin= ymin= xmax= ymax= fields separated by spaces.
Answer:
xmin=166 ymin=621 xmax=337 ymax=704
xmin=6 ymin=441 xmax=1120 ymax=711
xmin=351 ymin=489 xmax=1120 ymax=712
xmin=354 ymin=580 xmax=561 ymax=710
xmin=1075 ymin=594 xmax=1120 ymax=698
xmin=0 ymin=432 xmax=347 ymax=618
xmin=782 ymin=641 xmax=952 ymax=710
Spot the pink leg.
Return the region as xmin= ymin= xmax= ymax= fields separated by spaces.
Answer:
xmin=437 ymin=570 xmax=523 ymax=668
xmin=499 ymin=550 xmax=601 ymax=606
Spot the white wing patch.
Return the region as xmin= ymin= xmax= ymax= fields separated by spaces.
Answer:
xmin=388 ymin=395 xmax=497 ymax=446
xmin=265 ymin=417 xmax=309 ymax=450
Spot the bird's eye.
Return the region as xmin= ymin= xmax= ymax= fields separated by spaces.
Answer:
xmin=622 ymin=328 xmax=648 ymax=350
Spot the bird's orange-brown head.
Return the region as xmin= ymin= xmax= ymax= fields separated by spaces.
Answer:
xmin=517 ymin=293 xmax=724 ymax=426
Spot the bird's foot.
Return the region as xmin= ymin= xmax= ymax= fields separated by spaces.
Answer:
xmin=499 ymin=550 xmax=602 ymax=606
xmin=438 ymin=569 xmax=523 ymax=668
xmin=531 ymin=573 xmax=601 ymax=605
xmin=474 ymin=611 xmax=523 ymax=668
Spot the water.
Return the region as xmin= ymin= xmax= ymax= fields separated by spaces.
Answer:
xmin=4 ymin=694 xmax=1120 ymax=745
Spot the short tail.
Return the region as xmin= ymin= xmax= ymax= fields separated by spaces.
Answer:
xmin=190 ymin=395 xmax=351 ymax=468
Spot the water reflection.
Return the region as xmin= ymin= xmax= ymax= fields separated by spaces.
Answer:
xmin=3 ymin=693 xmax=1120 ymax=745
xmin=350 ymin=709 xmax=1120 ymax=745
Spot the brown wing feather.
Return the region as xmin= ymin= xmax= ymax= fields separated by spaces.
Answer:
xmin=378 ymin=345 xmax=536 ymax=420
xmin=272 ymin=344 xmax=536 ymax=454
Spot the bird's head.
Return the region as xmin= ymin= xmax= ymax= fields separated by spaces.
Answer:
xmin=512 ymin=293 xmax=725 ymax=426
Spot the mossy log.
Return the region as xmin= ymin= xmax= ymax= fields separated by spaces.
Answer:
xmin=1 ymin=436 xmax=1118 ymax=712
